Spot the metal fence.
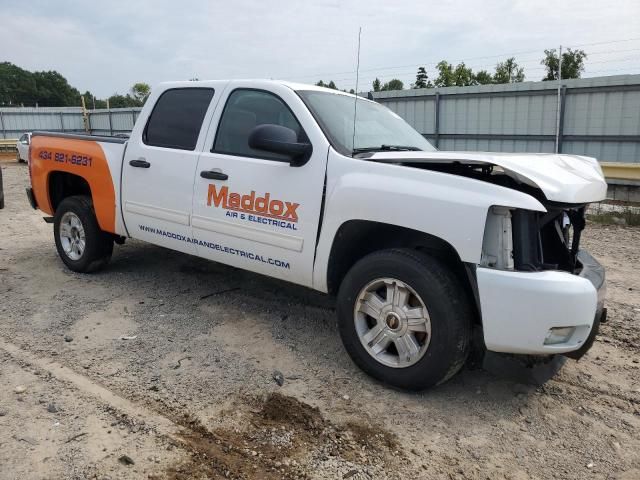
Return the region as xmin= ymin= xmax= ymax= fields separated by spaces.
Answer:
xmin=0 ymin=107 xmax=142 ymax=139
xmin=2 ymin=75 xmax=639 ymax=165
xmin=86 ymin=108 xmax=142 ymax=136
xmin=371 ymin=74 xmax=640 ymax=164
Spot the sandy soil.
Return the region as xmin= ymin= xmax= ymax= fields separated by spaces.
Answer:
xmin=1 ymin=162 xmax=639 ymax=480
xmin=0 ymin=152 xmax=18 ymax=162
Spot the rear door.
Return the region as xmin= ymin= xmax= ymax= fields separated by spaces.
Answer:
xmin=191 ymin=82 xmax=330 ymax=287
xmin=121 ymin=86 xmax=219 ymax=253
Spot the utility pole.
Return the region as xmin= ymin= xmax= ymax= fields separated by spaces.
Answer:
xmin=81 ymin=96 xmax=90 ymax=133
xmin=555 ymin=45 xmax=563 ymax=153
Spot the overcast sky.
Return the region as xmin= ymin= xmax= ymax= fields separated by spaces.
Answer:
xmin=1 ymin=0 xmax=639 ymax=97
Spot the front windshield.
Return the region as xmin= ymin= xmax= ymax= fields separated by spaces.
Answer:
xmin=297 ymin=90 xmax=436 ymax=156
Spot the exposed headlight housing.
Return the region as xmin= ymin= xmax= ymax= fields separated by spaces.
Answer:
xmin=481 ymin=205 xmax=587 ymax=273
xmin=480 ymin=206 xmax=514 ymax=270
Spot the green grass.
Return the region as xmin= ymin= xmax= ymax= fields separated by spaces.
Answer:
xmin=587 ymin=209 xmax=640 ymax=226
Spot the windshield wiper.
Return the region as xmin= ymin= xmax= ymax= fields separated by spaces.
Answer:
xmin=352 ymin=145 xmax=422 ymax=155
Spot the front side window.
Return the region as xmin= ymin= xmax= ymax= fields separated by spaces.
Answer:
xmin=213 ymin=89 xmax=305 ymax=161
xmin=19 ymin=134 xmax=29 ymax=144
xmin=144 ymin=88 xmax=214 ymax=150
xmin=297 ymin=90 xmax=436 ymax=156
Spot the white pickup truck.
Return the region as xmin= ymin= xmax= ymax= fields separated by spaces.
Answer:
xmin=26 ymin=80 xmax=607 ymax=390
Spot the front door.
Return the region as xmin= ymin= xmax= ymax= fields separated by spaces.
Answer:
xmin=121 ymin=87 xmax=216 ymax=254
xmin=192 ymin=83 xmax=330 ymax=287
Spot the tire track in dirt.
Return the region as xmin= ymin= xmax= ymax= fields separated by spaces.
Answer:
xmin=0 ymin=337 xmax=182 ymax=438
xmin=1 ymin=338 xmax=404 ymax=479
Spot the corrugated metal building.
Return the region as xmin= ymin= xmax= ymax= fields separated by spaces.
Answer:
xmin=0 ymin=107 xmax=85 ymax=138
xmin=372 ymin=74 xmax=640 ymax=164
xmin=0 ymin=107 xmax=142 ymax=139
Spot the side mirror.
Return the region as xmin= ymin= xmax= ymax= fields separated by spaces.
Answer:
xmin=248 ymin=124 xmax=312 ymax=166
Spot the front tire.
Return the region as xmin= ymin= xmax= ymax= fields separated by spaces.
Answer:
xmin=337 ymin=249 xmax=473 ymax=390
xmin=53 ymin=196 xmax=113 ymax=273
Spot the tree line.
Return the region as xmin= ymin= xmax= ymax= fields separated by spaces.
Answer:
xmin=1 ymin=48 xmax=589 ymax=106
xmin=319 ymin=48 xmax=587 ymax=92
xmin=0 ymin=62 xmax=151 ymax=108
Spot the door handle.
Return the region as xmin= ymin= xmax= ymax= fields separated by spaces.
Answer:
xmin=129 ymin=159 xmax=151 ymax=168
xmin=200 ymin=170 xmax=228 ymax=180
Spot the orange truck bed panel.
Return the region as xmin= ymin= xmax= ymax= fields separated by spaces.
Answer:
xmin=30 ymin=136 xmax=117 ymax=234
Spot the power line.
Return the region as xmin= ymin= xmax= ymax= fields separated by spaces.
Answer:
xmin=276 ymin=36 xmax=640 ymax=89
xmin=288 ymin=47 xmax=640 ymax=85
xmin=569 ymin=36 xmax=640 ymax=48
xmin=302 ymin=55 xmax=640 ymax=86
xmin=585 ymin=47 xmax=640 ymax=56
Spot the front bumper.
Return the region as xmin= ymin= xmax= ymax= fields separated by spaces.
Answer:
xmin=477 ymin=250 xmax=606 ymax=355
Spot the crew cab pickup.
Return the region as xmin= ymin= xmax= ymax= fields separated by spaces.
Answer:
xmin=26 ymin=80 xmax=607 ymax=390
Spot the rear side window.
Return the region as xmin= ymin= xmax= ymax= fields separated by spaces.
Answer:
xmin=144 ymin=88 xmax=214 ymax=150
xmin=213 ymin=89 xmax=305 ymax=160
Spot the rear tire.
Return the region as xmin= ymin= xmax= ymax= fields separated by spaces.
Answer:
xmin=336 ymin=248 xmax=472 ymax=390
xmin=53 ymin=195 xmax=113 ymax=273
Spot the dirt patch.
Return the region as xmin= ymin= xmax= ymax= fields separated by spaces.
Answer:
xmin=343 ymin=420 xmax=398 ymax=452
xmin=0 ymin=152 xmax=18 ymax=162
xmin=2 ymin=163 xmax=640 ymax=479
xmin=160 ymin=393 xmax=401 ymax=480
xmin=257 ymin=392 xmax=325 ymax=433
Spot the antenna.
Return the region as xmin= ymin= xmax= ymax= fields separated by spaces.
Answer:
xmin=351 ymin=27 xmax=362 ymax=156
xmin=554 ymin=44 xmax=563 ymax=153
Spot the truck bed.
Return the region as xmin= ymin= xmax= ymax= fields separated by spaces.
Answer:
xmin=29 ymin=131 xmax=128 ymax=236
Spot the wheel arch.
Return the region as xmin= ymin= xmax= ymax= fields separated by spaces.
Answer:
xmin=326 ymin=219 xmax=481 ymax=322
xmin=48 ymin=171 xmax=92 ymax=213
xmin=42 ymin=169 xmax=116 ymax=234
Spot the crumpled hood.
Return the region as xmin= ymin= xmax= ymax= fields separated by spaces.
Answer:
xmin=367 ymin=150 xmax=608 ymax=204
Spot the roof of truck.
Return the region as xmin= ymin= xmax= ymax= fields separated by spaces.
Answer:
xmin=157 ymin=79 xmax=360 ymax=97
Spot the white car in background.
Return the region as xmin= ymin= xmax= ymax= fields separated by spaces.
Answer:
xmin=16 ymin=133 xmax=31 ymax=163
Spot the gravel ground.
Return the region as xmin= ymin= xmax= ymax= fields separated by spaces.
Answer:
xmin=1 ymin=160 xmax=639 ymax=480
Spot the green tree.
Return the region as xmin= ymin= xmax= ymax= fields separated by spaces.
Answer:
xmin=107 ymin=93 xmax=140 ymax=108
xmin=474 ymin=70 xmax=494 ymax=85
xmin=434 ymin=61 xmax=477 ymax=87
xmin=316 ymin=80 xmax=338 ymax=89
xmin=453 ymin=63 xmax=475 ymax=86
xmin=381 ymin=79 xmax=404 ymax=91
xmin=0 ymin=62 xmax=86 ymax=107
xmin=82 ymin=91 xmax=107 ymax=109
xmin=0 ymin=62 xmax=123 ymax=107
xmin=493 ymin=57 xmax=525 ymax=83
xmin=434 ymin=61 xmax=455 ymax=87
xmin=413 ymin=66 xmax=431 ymax=88
xmin=130 ymin=82 xmax=151 ymax=104
xmin=0 ymin=62 xmax=37 ymax=106
xmin=32 ymin=70 xmax=81 ymax=106
xmin=542 ymin=48 xmax=587 ymax=80
xmin=372 ymin=78 xmax=381 ymax=92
